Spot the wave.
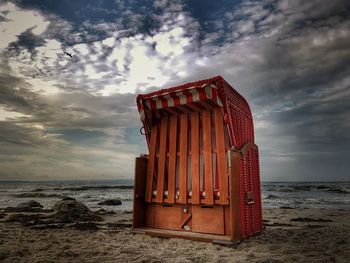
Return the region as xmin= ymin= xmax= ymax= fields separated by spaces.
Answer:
xmin=303 ymin=197 xmax=350 ymax=205
xmin=13 ymin=192 xmax=67 ymax=198
xmin=326 ymin=188 xmax=350 ymax=194
xmin=291 ymin=185 xmax=312 ymax=191
xmin=52 ymin=185 xmax=134 ymax=191
xmin=84 ymin=198 xmax=134 ymax=203
xmin=315 ymin=185 xmax=330 ymax=189
xmin=263 ymin=183 xmax=350 ymax=194
xmin=264 ymin=194 xmax=281 ymax=199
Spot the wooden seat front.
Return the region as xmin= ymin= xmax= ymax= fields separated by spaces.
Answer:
xmin=145 ymin=107 xmax=230 ymax=206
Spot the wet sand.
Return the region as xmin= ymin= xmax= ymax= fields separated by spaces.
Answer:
xmin=0 ymin=208 xmax=349 ymax=262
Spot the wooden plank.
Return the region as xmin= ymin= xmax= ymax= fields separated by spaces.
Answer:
xmin=230 ymin=150 xmax=242 ymax=241
xmin=214 ymin=107 xmax=229 ymax=204
xmin=136 ymin=227 xmax=233 ymax=243
xmin=191 ymin=111 xmax=200 ymax=204
xmin=167 ymin=115 xmax=177 ymax=203
xmin=202 ymin=110 xmax=214 ymax=204
xmin=145 ymin=124 xmax=158 ymax=203
xmin=145 ymin=204 xmax=155 ymax=228
xmin=180 ymin=213 xmax=192 ymax=229
xmin=224 ymin=205 xmax=232 ymax=236
xmin=155 ymin=117 xmax=168 ymax=203
xmin=192 ymin=206 xmax=224 ymax=235
xmin=154 ymin=204 xmax=182 ymax=230
xmin=132 ymin=156 xmax=148 ymax=228
xmin=178 ymin=113 xmax=188 ymax=203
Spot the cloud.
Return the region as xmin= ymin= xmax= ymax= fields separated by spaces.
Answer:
xmin=0 ymin=52 xmax=144 ymax=180
xmin=160 ymin=0 xmax=350 ymax=180
xmin=0 ymin=2 xmax=49 ymax=49
xmin=0 ymin=0 xmax=349 ymax=181
xmin=1 ymin=0 xmax=202 ymax=97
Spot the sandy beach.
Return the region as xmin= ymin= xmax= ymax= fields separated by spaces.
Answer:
xmin=1 ymin=206 xmax=349 ymax=263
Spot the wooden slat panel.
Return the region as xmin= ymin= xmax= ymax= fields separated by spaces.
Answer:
xmin=191 ymin=111 xmax=200 ymax=204
xmin=167 ymin=115 xmax=177 ymax=203
xmin=145 ymin=124 xmax=158 ymax=202
xmin=214 ymin=107 xmax=229 ymax=204
xmin=202 ymin=110 xmax=214 ymax=204
xmin=178 ymin=113 xmax=188 ymax=203
xmin=155 ymin=117 xmax=168 ymax=203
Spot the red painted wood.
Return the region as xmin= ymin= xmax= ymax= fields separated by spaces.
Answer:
xmin=191 ymin=111 xmax=200 ymax=204
xmin=133 ymin=156 xmax=148 ymax=228
xmin=202 ymin=110 xmax=214 ymax=204
xmin=192 ymin=206 xmax=224 ymax=234
xmin=145 ymin=124 xmax=158 ymax=202
xmin=155 ymin=117 xmax=168 ymax=203
xmin=178 ymin=113 xmax=188 ymax=204
xmin=167 ymin=115 xmax=178 ymax=203
xmin=214 ymin=107 xmax=229 ymax=204
xmin=230 ymin=150 xmax=242 ymax=241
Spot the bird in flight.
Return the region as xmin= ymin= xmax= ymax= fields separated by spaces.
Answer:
xmin=63 ymin=51 xmax=73 ymax=58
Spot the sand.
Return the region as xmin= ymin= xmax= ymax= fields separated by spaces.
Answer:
xmin=0 ymin=208 xmax=349 ymax=263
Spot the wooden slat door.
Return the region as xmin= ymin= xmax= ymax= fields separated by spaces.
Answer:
xmin=144 ymin=107 xmax=229 ymax=206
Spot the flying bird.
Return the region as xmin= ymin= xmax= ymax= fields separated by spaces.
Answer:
xmin=63 ymin=51 xmax=73 ymax=58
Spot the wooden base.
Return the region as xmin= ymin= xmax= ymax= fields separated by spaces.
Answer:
xmin=133 ymin=227 xmax=238 ymax=245
xmin=133 ymin=145 xmax=264 ymax=244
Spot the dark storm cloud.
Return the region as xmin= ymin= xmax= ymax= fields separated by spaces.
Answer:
xmin=0 ymin=78 xmax=138 ymax=132
xmin=0 ymin=58 xmax=36 ymax=112
xmin=229 ymin=2 xmax=350 ymax=159
xmin=0 ymin=121 xmax=56 ymax=146
xmin=0 ymin=53 xmax=139 ymax=136
xmin=277 ymin=101 xmax=350 ymax=150
xmin=13 ymin=0 xmax=167 ymax=45
xmin=0 ymin=56 xmax=142 ymax=179
xmin=164 ymin=0 xmax=350 ymax=180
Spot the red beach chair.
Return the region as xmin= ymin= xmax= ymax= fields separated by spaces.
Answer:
xmin=133 ymin=76 xmax=263 ymax=244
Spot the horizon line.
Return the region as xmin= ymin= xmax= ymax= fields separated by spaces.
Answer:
xmin=0 ymin=179 xmax=349 ymax=183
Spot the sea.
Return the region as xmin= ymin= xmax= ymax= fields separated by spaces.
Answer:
xmin=0 ymin=180 xmax=349 ymax=212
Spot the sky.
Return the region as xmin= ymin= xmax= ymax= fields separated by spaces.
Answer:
xmin=0 ymin=0 xmax=349 ymax=181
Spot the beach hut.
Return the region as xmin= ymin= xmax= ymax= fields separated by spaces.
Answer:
xmin=133 ymin=76 xmax=263 ymax=244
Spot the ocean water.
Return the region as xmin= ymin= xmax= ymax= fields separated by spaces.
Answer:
xmin=262 ymin=182 xmax=350 ymax=210
xmin=0 ymin=180 xmax=134 ymax=212
xmin=0 ymin=180 xmax=349 ymax=211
